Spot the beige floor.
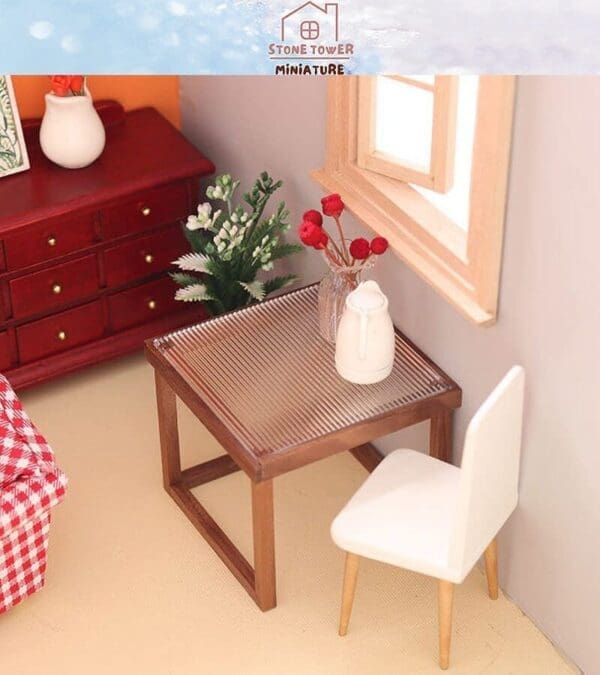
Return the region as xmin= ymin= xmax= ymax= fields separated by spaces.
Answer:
xmin=0 ymin=354 xmax=574 ymax=675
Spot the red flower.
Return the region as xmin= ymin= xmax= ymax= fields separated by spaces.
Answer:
xmin=315 ymin=230 xmax=329 ymax=250
xmin=321 ymin=193 xmax=345 ymax=218
xmin=49 ymin=75 xmax=72 ymax=97
xmin=303 ymin=209 xmax=323 ymax=227
xmin=349 ymin=237 xmax=370 ymax=260
xmin=370 ymin=236 xmax=389 ymax=255
xmin=69 ymin=75 xmax=84 ymax=94
xmin=49 ymin=75 xmax=85 ymax=97
xmin=298 ymin=221 xmax=323 ymax=247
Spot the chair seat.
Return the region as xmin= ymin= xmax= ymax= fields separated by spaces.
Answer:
xmin=331 ymin=449 xmax=464 ymax=582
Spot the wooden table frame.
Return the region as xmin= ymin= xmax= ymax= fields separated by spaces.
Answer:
xmin=148 ymin=341 xmax=461 ymax=612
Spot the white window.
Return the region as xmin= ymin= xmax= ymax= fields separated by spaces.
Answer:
xmin=312 ymin=76 xmax=516 ymax=325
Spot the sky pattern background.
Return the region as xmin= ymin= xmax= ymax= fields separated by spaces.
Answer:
xmin=0 ymin=0 xmax=599 ymax=74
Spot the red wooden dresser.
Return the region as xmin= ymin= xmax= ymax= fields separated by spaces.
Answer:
xmin=0 ymin=101 xmax=214 ymax=389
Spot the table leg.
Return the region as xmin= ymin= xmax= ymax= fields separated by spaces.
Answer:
xmin=430 ymin=408 xmax=453 ymax=463
xmin=251 ymin=479 xmax=276 ymax=611
xmin=155 ymin=370 xmax=181 ymax=488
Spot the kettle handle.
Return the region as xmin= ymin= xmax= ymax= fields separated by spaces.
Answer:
xmin=359 ymin=310 xmax=369 ymax=360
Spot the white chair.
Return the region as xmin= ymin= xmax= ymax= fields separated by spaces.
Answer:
xmin=331 ymin=366 xmax=525 ymax=670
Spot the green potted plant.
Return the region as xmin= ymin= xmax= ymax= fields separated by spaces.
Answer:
xmin=172 ymin=172 xmax=301 ymax=315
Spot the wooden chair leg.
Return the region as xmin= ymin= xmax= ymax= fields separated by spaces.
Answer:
xmin=484 ymin=538 xmax=499 ymax=600
xmin=438 ymin=580 xmax=454 ymax=670
xmin=338 ymin=553 xmax=360 ymax=636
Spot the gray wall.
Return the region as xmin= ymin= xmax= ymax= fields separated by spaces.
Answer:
xmin=180 ymin=76 xmax=600 ymax=673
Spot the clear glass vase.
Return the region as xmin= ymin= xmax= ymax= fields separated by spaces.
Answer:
xmin=318 ymin=259 xmax=364 ymax=343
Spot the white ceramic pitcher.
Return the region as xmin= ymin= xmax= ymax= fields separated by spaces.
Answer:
xmin=335 ymin=280 xmax=395 ymax=384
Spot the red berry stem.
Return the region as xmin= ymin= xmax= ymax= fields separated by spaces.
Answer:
xmin=333 ymin=215 xmax=350 ymax=264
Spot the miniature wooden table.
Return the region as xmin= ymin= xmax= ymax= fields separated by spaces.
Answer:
xmin=145 ymin=285 xmax=461 ymax=611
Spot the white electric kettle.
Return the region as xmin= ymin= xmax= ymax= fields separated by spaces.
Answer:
xmin=335 ymin=280 xmax=395 ymax=384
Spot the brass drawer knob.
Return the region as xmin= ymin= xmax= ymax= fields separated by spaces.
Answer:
xmin=47 ymin=236 xmax=57 ymax=247
xmin=141 ymin=206 xmax=151 ymax=216
xmin=57 ymin=330 xmax=67 ymax=341
xmin=52 ymin=283 xmax=62 ymax=295
xmin=148 ymin=299 xmax=157 ymax=310
xmin=144 ymin=253 xmax=154 ymax=264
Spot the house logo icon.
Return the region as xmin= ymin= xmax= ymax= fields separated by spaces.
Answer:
xmin=281 ymin=2 xmax=339 ymax=42
xmin=270 ymin=1 xmax=352 ymax=74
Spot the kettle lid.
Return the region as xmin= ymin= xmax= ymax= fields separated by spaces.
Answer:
xmin=347 ymin=280 xmax=387 ymax=312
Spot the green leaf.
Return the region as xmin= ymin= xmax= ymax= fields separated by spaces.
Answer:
xmin=183 ymin=225 xmax=207 ymax=253
xmin=172 ymin=252 xmax=211 ymax=273
xmin=174 ymin=283 xmax=215 ymax=302
xmin=263 ymin=275 xmax=297 ymax=297
xmin=238 ymin=280 xmax=266 ymax=301
xmin=270 ymin=243 xmax=302 ymax=261
xmin=170 ymin=272 xmax=200 ymax=287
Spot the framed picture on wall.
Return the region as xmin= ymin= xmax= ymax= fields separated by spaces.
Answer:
xmin=0 ymin=75 xmax=30 ymax=179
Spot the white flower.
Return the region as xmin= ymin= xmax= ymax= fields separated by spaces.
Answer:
xmin=213 ymin=186 xmax=224 ymax=199
xmin=197 ymin=201 xmax=212 ymax=218
xmin=186 ymin=215 xmax=202 ymax=231
xmin=217 ymin=241 xmax=227 ymax=253
xmin=230 ymin=212 xmax=239 ymax=224
xmin=194 ymin=202 xmax=214 ymax=229
xmin=218 ymin=228 xmax=227 ymax=239
xmin=206 ymin=186 xmax=215 ymax=199
xmin=261 ymin=235 xmax=269 ymax=245
xmin=223 ymin=220 xmax=231 ymax=231
xmin=261 ymin=262 xmax=274 ymax=271
xmin=214 ymin=235 xmax=221 ymax=245
xmin=230 ymin=225 xmax=238 ymax=236
xmin=240 ymin=213 xmax=248 ymax=223
xmin=252 ymin=246 xmax=261 ymax=258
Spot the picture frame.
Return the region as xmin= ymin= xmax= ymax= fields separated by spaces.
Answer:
xmin=0 ymin=75 xmax=30 ymax=179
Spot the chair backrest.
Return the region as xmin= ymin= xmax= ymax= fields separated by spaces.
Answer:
xmin=449 ymin=366 xmax=525 ymax=575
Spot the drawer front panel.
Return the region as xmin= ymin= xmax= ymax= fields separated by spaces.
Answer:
xmin=102 ymin=182 xmax=189 ymax=240
xmin=4 ymin=213 xmax=97 ymax=271
xmin=17 ymin=301 xmax=104 ymax=364
xmin=10 ymin=255 xmax=99 ymax=320
xmin=0 ymin=331 xmax=12 ymax=372
xmin=104 ymin=225 xmax=187 ymax=288
xmin=108 ymin=277 xmax=187 ymax=332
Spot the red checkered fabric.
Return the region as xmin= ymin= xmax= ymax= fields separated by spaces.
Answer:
xmin=0 ymin=375 xmax=67 ymax=614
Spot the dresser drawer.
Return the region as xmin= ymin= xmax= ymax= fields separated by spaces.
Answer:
xmin=9 ymin=255 xmax=99 ymax=320
xmin=108 ymin=277 xmax=185 ymax=332
xmin=17 ymin=301 xmax=104 ymax=364
xmin=0 ymin=331 xmax=12 ymax=372
xmin=3 ymin=212 xmax=97 ymax=271
xmin=103 ymin=225 xmax=187 ymax=288
xmin=102 ymin=182 xmax=189 ymax=240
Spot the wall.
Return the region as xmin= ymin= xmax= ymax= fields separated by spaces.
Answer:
xmin=180 ymin=76 xmax=599 ymax=673
xmin=12 ymin=75 xmax=180 ymax=128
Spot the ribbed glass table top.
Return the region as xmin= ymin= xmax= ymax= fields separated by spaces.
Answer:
xmin=152 ymin=286 xmax=455 ymax=457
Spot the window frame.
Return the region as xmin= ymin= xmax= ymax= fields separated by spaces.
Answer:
xmin=357 ymin=75 xmax=458 ymax=192
xmin=300 ymin=20 xmax=319 ymax=40
xmin=311 ymin=76 xmax=516 ymax=326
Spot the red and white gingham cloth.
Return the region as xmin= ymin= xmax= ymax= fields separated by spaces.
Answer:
xmin=0 ymin=375 xmax=67 ymax=614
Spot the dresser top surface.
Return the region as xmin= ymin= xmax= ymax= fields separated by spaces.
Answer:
xmin=0 ymin=106 xmax=215 ymax=230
